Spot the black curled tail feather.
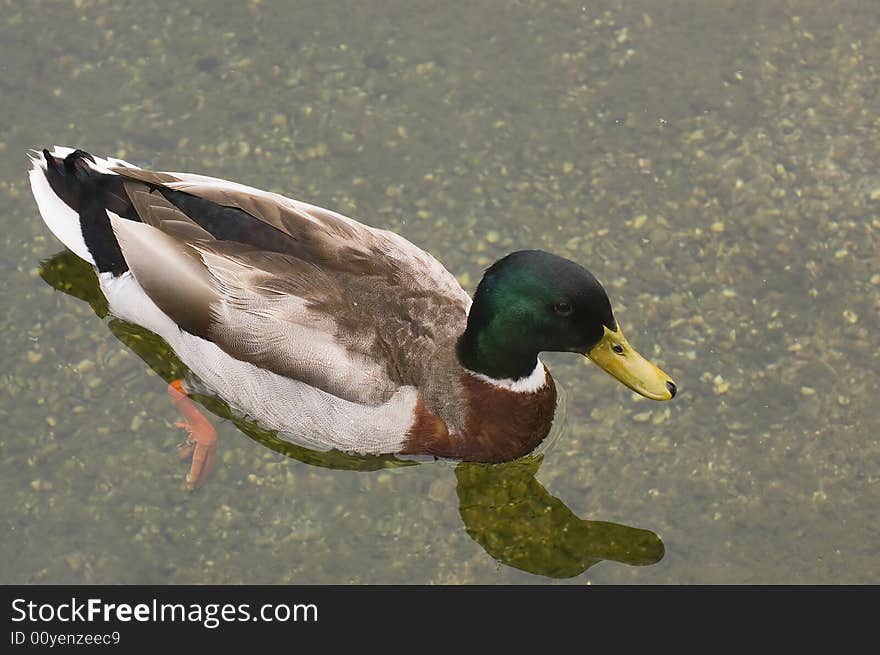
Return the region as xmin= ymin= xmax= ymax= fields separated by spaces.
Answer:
xmin=42 ymin=149 xmax=133 ymax=275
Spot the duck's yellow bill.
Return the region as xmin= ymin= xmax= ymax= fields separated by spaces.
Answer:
xmin=587 ymin=326 xmax=676 ymax=401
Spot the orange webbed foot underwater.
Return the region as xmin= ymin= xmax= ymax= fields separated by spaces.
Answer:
xmin=168 ymin=379 xmax=217 ymax=490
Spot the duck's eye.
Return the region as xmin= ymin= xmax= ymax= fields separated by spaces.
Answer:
xmin=554 ymin=301 xmax=573 ymax=317
xmin=612 ymin=344 xmax=624 ymax=355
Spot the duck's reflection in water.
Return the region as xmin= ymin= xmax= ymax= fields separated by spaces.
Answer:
xmin=456 ymin=457 xmax=662 ymax=577
xmin=41 ymin=250 xmax=664 ymax=579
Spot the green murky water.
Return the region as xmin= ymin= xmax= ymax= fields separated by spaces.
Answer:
xmin=2 ymin=0 xmax=878 ymax=583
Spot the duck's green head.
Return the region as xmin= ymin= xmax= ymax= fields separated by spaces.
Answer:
xmin=457 ymin=250 xmax=676 ymax=401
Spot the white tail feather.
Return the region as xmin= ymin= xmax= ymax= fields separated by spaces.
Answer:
xmin=28 ymin=151 xmax=94 ymax=264
xmin=27 ymin=146 xmax=142 ymax=265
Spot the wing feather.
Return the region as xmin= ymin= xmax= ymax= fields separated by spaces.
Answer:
xmin=109 ymin=165 xmax=471 ymax=403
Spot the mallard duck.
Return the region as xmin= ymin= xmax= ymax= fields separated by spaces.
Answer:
xmin=28 ymin=146 xmax=676 ymax=488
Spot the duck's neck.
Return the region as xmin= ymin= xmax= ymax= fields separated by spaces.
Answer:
xmin=456 ymin=323 xmax=540 ymax=382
